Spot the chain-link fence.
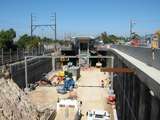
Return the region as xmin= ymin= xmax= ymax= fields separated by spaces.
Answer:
xmin=0 ymin=47 xmax=54 ymax=66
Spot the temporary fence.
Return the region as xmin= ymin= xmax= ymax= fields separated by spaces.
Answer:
xmin=0 ymin=47 xmax=54 ymax=66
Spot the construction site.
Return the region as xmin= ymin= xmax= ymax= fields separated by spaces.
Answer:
xmin=1 ymin=1 xmax=160 ymax=120
xmin=1 ymin=35 xmax=160 ymax=120
xmin=0 ymin=37 xmax=117 ymax=120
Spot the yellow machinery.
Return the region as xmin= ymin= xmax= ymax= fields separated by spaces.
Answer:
xmin=57 ymin=71 xmax=64 ymax=77
xmin=151 ymin=40 xmax=159 ymax=49
xmin=60 ymin=57 xmax=69 ymax=66
xmin=151 ymin=31 xmax=160 ymax=48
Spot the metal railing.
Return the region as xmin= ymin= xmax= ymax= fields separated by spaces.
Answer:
xmin=0 ymin=47 xmax=54 ymax=66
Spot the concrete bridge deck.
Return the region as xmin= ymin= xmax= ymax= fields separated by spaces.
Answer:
xmin=109 ymin=47 xmax=160 ymax=120
xmin=112 ymin=48 xmax=160 ymax=84
xmin=111 ymin=48 xmax=160 ymax=98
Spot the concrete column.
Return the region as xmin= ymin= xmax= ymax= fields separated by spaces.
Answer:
xmin=24 ymin=57 xmax=28 ymax=89
xmin=87 ymin=56 xmax=89 ymax=67
xmin=52 ymin=57 xmax=55 ymax=71
xmin=107 ymin=57 xmax=114 ymax=90
xmin=107 ymin=58 xmax=112 ymax=67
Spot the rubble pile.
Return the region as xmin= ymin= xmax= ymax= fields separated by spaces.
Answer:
xmin=0 ymin=77 xmax=52 ymax=120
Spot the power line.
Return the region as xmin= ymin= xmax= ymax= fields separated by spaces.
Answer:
xmin=130 ymin=20 xmax=136 ymax=40
xmin=30 ymin=13 xmax=57 ymax=40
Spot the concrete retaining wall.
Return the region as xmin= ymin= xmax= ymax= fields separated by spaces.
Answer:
xmin=113 ymin=57 xmax=160 ymax=120
xmin=10 ymin=58 xmax=52 ymax=89
xmin=113 ymin=45 xmax=160 ymax=70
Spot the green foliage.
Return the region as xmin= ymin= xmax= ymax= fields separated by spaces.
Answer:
xmin=0 ymin=28 xmax=69 ymax=49
xmin=0 ymin=29 xmax=16 ymax=49
xmin=16 ymin=34 xmax=39 ymax=48
xmin=16 ymin=34 xmax=30 ymax=48
xmin=16 ymin=34 xmax=63 ymax=49
xmin=120 ymin=37 xmax=129 ymax=42
xmin=0 ymin=29 xmax=129 ymax=49
xmin=64 ymin=71 xmax=69 ymax=76
xmin=68 ymin=72 xmax=73 ymax=78
xmin=131 ymin=33 xmax=140 ymax=39
xmin=100 ymin=32 xmax=122 ymax=44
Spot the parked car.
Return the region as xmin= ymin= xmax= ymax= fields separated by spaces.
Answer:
xmin=86 ymin=109 xmax=110 ymax=120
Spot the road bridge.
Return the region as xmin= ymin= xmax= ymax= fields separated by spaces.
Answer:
xmin=107 ymin=45 xmax=160 ymax=120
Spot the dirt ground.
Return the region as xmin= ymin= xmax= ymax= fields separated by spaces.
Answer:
xmin=28 ymin=86 xmax=58 ymax=109
xmin=29 ymin=68 xmax=114 ymax=120
xmin=77 ymin=68 xmax=113 ymax=120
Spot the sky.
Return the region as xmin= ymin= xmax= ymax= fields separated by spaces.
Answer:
xmin=0 ymin=0 xmax=160 ymax=39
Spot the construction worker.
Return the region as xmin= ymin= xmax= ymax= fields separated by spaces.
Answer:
xmin=101 ymin=80 xmax=104 ymax=88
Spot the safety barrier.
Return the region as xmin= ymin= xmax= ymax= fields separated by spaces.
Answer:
xmin=112 ymin=45 xmax=160 ymax=70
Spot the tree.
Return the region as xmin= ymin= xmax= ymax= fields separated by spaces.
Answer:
xmin=42 ymin=37 xmax=53 ymax=43
xmin=108 ymin=34 xmax=119 ymax=43
xmin=0 ymin=28 xmax=16 ymax=49
xmin=101 ymin=32 xmax=108 ymax=41
xmin=131 ymin=33 xmax=140 ymax=39
xmin=16 ymin=34 xmax=41 ymax=49
xmin=16 ymin=34 xmax=30 ymax=48
xmin=100 ymin=32 xmax=120 ymax=44
xmin=16 ymin=34 xmax=60 ymax=49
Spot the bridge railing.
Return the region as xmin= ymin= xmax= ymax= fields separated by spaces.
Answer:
xmin=112 ymin=45 xmax=160 ymax=70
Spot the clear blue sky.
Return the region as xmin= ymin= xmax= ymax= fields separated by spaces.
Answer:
xmin=0 ymin=0 xmax=160 ymax=39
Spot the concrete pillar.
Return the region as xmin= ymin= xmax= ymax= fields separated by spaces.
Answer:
xmin=87 ymin=57 xmax=89 ymax=67
xmin=24 ymin=57 xmax=28 ymax=89
xmin=107 ymin=58 xmax=112 ymax=67
xmin=52 ymin=57 xmax=55 ymax=71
